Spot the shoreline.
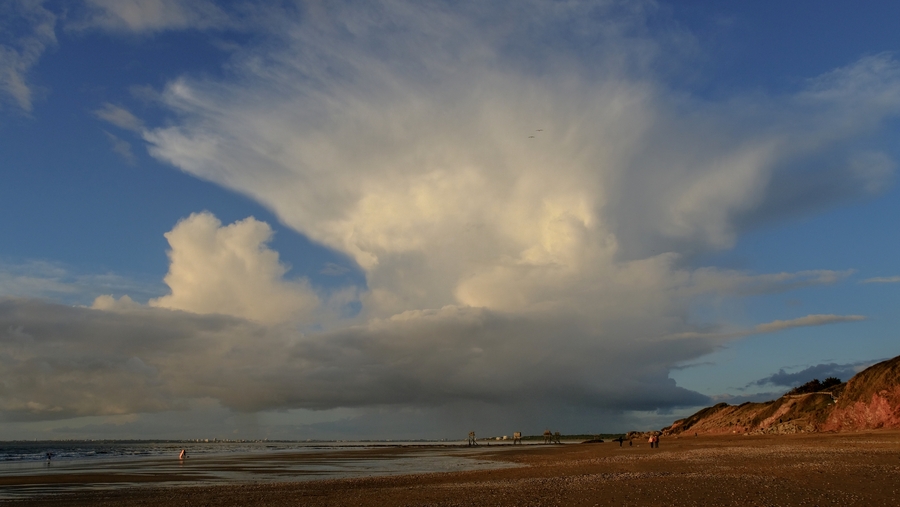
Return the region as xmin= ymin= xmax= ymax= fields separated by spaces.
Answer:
xmin=3 ymin=431 xmax=900 ymax=506
xmin=0 ymin=444 xmax=524 ymax=501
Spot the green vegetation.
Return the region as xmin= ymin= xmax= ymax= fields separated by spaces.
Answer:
xmin=787 ymin=377 xmax=842 ymax=396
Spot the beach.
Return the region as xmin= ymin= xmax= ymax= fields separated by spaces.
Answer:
xmin=3 ymin=431 xmax=899 ymax=506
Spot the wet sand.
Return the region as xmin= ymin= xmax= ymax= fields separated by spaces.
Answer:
xmin=3 ymin=431 xmax=900 ymax=506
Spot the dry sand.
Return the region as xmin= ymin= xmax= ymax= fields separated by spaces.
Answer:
xmin=4 ymin=431 xmax=900 ymax=506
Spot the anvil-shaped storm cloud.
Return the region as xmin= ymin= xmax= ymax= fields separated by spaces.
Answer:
xmin=2 ymin=0 xmax=897 ymax=437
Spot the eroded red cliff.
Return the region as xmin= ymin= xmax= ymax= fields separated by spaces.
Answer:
xmin=662 ymin=355 xmax=900 ymax=435
xmin=822 ymin=356 xmax=900 ymax=431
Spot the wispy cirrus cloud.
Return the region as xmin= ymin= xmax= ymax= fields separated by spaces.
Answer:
xmin=861 ymin=276 xmax=900 ymax=284
xmin=753 ymin=314 xmax=866 ymax=334
xmin=0 ymin=259 xmax=162 ymax=304
xmin=0 ymin=0 xmax=56 ymax=112
xmin=684 ymin=269 xmax=853 ymax=297
xmin=103 ymin=131 xmax=137 ymax=165
xmin=94 ymin=103 xmax=144 ymax=132
xmin=664 ymin=313 xmax=867 ymax=342
xmin=74 ymin=0 xmax=232 ymax=33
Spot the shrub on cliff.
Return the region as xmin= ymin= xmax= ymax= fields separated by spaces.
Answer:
xmin=787 ymin=377 xmax=842 ymax=396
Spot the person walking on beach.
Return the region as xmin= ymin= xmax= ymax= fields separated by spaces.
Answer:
xmin=179 ymin=449 xmax=186 ymax=460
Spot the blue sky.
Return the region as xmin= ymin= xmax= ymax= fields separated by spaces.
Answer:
xmin=1 ymin=0 xmax=899 ymax=440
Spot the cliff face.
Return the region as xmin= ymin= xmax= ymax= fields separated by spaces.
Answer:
xmin=663 ymin=355 xmax=900 ymax=436
xmin=822 ymin=355 xmax=900 ymax=431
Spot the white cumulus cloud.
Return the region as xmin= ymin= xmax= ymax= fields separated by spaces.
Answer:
xmin=148 ymin=212 xmax=320 ymax=325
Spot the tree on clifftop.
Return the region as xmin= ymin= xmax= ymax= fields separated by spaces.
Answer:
xmin=787 ymin=377 xmax=842 ymax=396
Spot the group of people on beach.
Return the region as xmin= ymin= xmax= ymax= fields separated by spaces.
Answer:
xmin=648 ymin=434 xmax=660 ymax=448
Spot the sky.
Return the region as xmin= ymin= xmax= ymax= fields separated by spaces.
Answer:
xmin=1 ymin=0 xmax=899 ymax=441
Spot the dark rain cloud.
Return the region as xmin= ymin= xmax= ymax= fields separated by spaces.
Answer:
xmin=0 ymin=298 xmax=710 ymax=427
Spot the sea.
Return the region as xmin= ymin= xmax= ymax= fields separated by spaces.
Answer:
xmin=0 ymin=440 xmax=521 ymax=500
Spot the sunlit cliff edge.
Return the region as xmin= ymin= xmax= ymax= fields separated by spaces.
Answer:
xmin=659 ymin=355 xmax=900 ymax=436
